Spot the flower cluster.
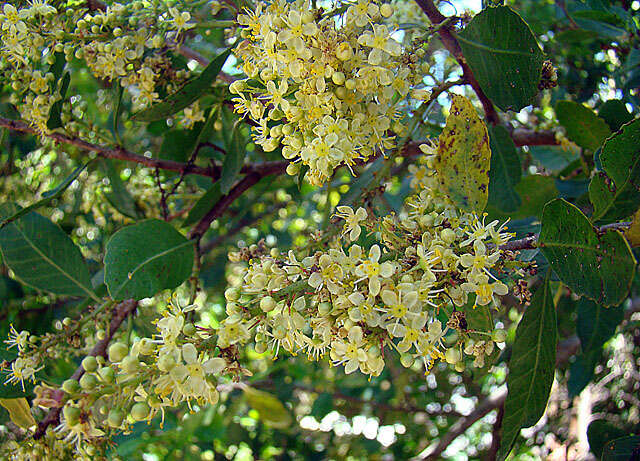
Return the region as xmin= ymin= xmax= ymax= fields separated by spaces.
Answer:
xmin=231 ymin=0 xmax=424 ymax=185
xmin=222 ymin=139 xmax=524 ymax=377
xmin=0 ymin=1 xmax=199 ymax=134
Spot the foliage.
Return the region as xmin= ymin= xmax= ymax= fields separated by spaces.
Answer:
xmin=0 ymin=0 xmax=639 ymax=460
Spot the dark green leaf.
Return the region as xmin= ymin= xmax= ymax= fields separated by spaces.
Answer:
xmin=0 ymin=203 xmax=97 ymax=300
xmin=498 ymin=280 xmax=557 ymax=460
xmin=104 ymin=219 xmax=194 ymax=300
xmin=131 ymin=49 xmax=231 ymax=122
xmin=589 ymin=118 xmax=640 ymax=222
xmin=555 ymin=101 xmax=611 ymax=151
xmin=159 ymin=129 xmax=201 ymax=163
xmin=602 ymin=435 xmax=640 ymax=460
xmin=488 ymin=125 xmax=521 ymax=212
xmin=587 ymin=420 xmax=627 ymax=458
xmin=46 ymin=72 xmax=71 ymax=130
xmin=220 ymin=123 xmax=246 ymax=194
xmin=0 ymin=162 xmax=89 ymax=228
xmin=100 ymin=160 xmax=141 ymax=220
xmin=597 ymin=99 xmax=633 ymax=132
xmin=539 ymin=199 xmax=636 ymax=306
xmin=182 ymin=183 xmax=222 ymax=227
xmin=577 ymin=298 xmax=624 ymax=354
xmin=568 ymin=354 xmax=597 ymax=397
xmin=457 ymin=6 xmax=544 ymax=111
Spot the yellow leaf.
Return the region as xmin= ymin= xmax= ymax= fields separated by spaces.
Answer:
xmin=0 ymin=398 xmax=36 ymax=429
xmin=435 ymin=95 xmax=491 ymax=212
xmin=242 ymin=386 xmax=292 ymax=429
xmin=625 ymin=209 xmax=640 ymax=247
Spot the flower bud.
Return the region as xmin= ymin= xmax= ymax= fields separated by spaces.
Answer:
xmin=254 ymin=342 xmax=267 ymax=354
xmin=225 ymin=288 xmax=240 ymax=302
xmin=380 ymin=3 xmax=393 ymax=17
xmin=400 ymin=354 xmax=414 ymax=368
xmin=98 ymin=366 xmax=115 ymax=383
xmin=441 ymin=228 xmax=456 ymax=245
xmin=63 ymin=405 xmax=81 ymax=425
xmin=260 ymin=296 xmax=276 ymax=312
xmin=108 ymin=342 xmax=128 ymax=363
xmin=82 ymin=356 xmax=98 ymax=373
xmin=107 ymin=408 xmax=125 ymax=428
xmin=445 ymin=348 xmax=461 ymax=364
xmin=121 ymin=356 xmax=139 ymax=374
xmin=183 ymin=323 xmax=197 ymax=336
xmin=79 ymin=373 xmax=97 ymax=390
xmin=130 ymin=402 xmax=150 ymax=421
xmin=62 ymin=379 xmax=80 ymax=394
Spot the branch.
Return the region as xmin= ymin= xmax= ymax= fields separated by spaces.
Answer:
xmin=0 ymin=116 xmax=288 ymax=180
xmin=33 ymin=299 xmax=138 ymax=440
xmin=511 ymin=128 xmax=558 ymax=147
xmin=414 ymin=297 xmax=640 ymax=460
xmin=416 ymin=0 xmax=500 ymax=125
xmin=188 ymin=164 xmax=288 ymax=241
xmin=500 ymin=222 xmax=631 ymax=251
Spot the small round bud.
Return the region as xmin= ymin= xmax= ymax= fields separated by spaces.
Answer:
xmin=441 ymin=228 xmax=456 ymax=245
xmin=108 ymin=342 xmax=128 ymax=363
xmin=121 ymin=356 xmax=139 ymax=374
xmin=260 ymin=296 xmax=276 ymax=313
xmin=336 ymin=43 xmax=353 ymax=61
xmin=331 ymin=71 xmax=345 ymax=86
xmin=454 ymin=361 xmax=466 ymax=372
xmin=82 ymin=356 xmax=98 ymax=372
xmin=183 ymin=323 xmax=197 ymax=336
xmin=63 ymin=405 xmax=81 ymax=425
xmin=380 ymin=3 xmax=393 ymax=17
xmin=62 ymin=379 xmax=80 ymax=394
xmin=400 ymin=354 xmax=414 ymax=368
xmin=107 ymin=408 xmax=125 ymax=428
xmin=62 ymin=317 xmax=72 ymax=327
xmin=445 ymin=348 xmax=461 ymax=364
xmin=254 ymin=342 xmax=267 ymax=354
xmin=345 ymin=79 xmax=356 ymax=90
xmin=79 ymin=373 xmax=98 ymax=390
xmin=492 ymin=329 xmax=507 ymax=343
xmin=318 ymin=302 xmax=332 ymax=316
xmin=98 ymin=366 xmax=115 ymax=383
xmin=224 ymin=288 xmax=240 ymax=302
xmin=130 ymin=402 xmax=150 ymax=421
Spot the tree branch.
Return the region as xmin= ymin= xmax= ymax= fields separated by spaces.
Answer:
xmin=33 ymin=299 xmax=138 ymax=440
xmin=414 ymin=297 xmax=640 ymax=460
xmin=416 ymin=0 xmax=500 ymax=125
xmin=499 ymin=222 xmax=631 ymax=251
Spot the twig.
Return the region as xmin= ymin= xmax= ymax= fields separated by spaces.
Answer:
xmin=414 ymin=298 xmax=640 ymax=460
xmin=154 ymin=167 xmax=169 ymax=221
xmin=33 ymin=299 xmax=138 ymax=440
xmin=415 ymin=0 xmax=500 ymax=125
xmin=188 ymin=164 xmax=288 ymax=241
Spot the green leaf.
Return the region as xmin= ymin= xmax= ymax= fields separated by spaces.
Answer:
xmin=220 ymin=122 xmax=246 ymax=194
xmin=624 ymin=208 xmax=640 ymax=247
xmin=539 ymin=199 xmax=636 ymax=306
xmin=0 ymin=162 xmax=89 ymax=228
xmin=588 ymin=420 xmax=627 ymax=458
xmin=435 ymin=95 xmax=491 ymax=213
xmin=159 ymin=129 xmax=202 ymax=163
xmin=182 ymin=183 xmax=222 ymax=227
xmin=498 ymin=280 xmax=557 ymax=461
xmin=488 ymin=125 xmax=521 ymax=212
xmin=597 ymin=99 xmax=633 ymax=132
xmin=0 ymin=203 xmax=97 ymax=300
xmin=577 ymin=298 xmax=624 ymax=355
xmin=457 ymin=5 xmax=544 ymax=111
xmin=602 ymin=435 xmax=640 ymax=460
xmin=47 ymin=72 xmax=70 ymax=130
xmin=0 ymin=398 xmax=36 ymax=429
xmin=243 ymin=386 xmax=292 ymax=430
xmin=589 ymin=118 xmax=640 ymax=222
xmin=131 ymin=48 xmax=231 ymax=122
xmin=104 ymin=220 xmax=194 ymax=300
xmin=100 ymin=160 xmax=141 ymax=220
xmin=555 ymin=101 xmax=611 ymax=151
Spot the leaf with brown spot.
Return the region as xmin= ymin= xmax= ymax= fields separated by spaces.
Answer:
xmin=435 ymin=95 xmax=491 ymax=213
